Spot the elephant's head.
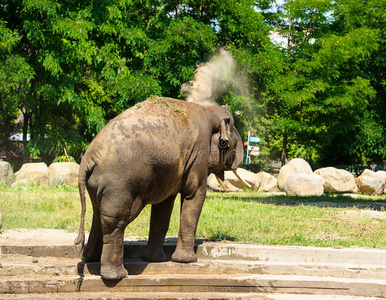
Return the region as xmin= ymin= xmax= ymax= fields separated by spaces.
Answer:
xmin=208 ymin=106 xmax=244 ymax=180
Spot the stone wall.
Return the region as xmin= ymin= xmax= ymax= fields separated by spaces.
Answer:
xmin=210 ymin=158 xmax=386 ymax=196
xmin=2 ymin=162 xmax=80 ymax=187
xmin=4 ymin=159 xmax=386 ymax=196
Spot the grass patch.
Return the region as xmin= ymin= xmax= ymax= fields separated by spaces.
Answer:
xmin=200 ymin=192 xmax=385 ymax=248
xmin=1 ymin=186 xmax=385 ymax=249
xmin=0 ymin=184 xmax=89 ymax=231
xmin=153 ymin=96 xmax=186 ymax=115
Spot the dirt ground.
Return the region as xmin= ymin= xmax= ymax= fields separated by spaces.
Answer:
xmin=0 ymin=229 xmax=83 ymax=246
xmin=0 ymin=229 xmax=151 ymax=247
xmin=338 ymin=209 xmax=386 ymax=220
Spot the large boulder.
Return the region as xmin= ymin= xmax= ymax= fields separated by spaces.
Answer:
xmin=14 ymin=162 xmax=48 ymax=185
xmin=207 ymin=173 xmax=241 ymax=192
xmin=376 ymin=171 xmax=386 ymax=194
xmin=278 ymin=158 xmax=313 ymax=190
xmin=314 ymin=167 xmax=358 ymax=193
xmin=0 ymin=161 xmax=14 ymax=185
xmin=254 ymin=172 xmax=278 ymax=192
xmin=11 ymin=179 xmax=28 ymax=188
xmin=224 ymin=168 xmax=257 ymax=189
xmin=48 ymin=162 xmax=80 ymax=186
xmin=355 ymin=169 xmax=385 ymax=195
xmin=284 ymin=173 xmax=325 ymax=196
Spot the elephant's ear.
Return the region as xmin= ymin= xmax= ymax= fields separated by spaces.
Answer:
xmin=208 ymin=132 xmax=221 ymax=171
xmin=229 ymin=128 xmax=244 ymax=170
xmin=209 ymin=118 xmax=230 ymax=172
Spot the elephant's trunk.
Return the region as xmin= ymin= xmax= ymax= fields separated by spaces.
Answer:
xmin=230 ymin=129 xmax=244 ymax=170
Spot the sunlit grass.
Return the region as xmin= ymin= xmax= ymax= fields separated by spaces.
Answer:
xmin=1 ymin=185 xmax=385 ymax=249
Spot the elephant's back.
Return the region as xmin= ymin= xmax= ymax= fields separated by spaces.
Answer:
xmin=99 ymin=97 xmax=209 ymax=142
xmin=117 ymin=97 xmax=200 ymax=123
xmin=84 ymin=97 xmax=209 ymax=167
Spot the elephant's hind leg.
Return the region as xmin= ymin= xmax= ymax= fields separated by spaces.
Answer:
xmin=100 ymin=221 xmax=128 ymax=280
xmin=142 ymin=195 xmax=176 ymax=262
xmin=99 ymin=193 xmax=144 ymax=280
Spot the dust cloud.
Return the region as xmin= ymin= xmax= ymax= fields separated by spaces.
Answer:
xmin=181 ymin=49 xmax=249 ymax=105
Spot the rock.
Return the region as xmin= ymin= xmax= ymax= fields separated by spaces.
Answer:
xmin=14 ymin=162 xmax=48 ymax=185
xmin=314 ymin=167 xmax=358 ymax=193
xmin=284 ymin=173 xmax=325 ymax=196
xmin=224 ymin=168 xmax=257 ymax=189
xmin=278 ymin=158 xmax=313 ymax=190
xmin=376 ymin=171 xmax=386 ymax=194
xmin=254 ymin=172 xmax=278 ymax=192
xmin=376 ymin=170 xmax=386 ymax=180
xmin=0 ymin=161 xmax=14 ymax=185
xmin=48 ymin=162 xmax=80 ymax=186
xmin=355 ymin=169 xmax=385 ymax=195
xmin=11 ymin=179 xmax=29 ymax=188
xmin=207 ymin=173 xmax=241 ymax=192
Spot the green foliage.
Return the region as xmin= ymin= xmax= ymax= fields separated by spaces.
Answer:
xmin=255 ymin=0 xmax=386 ymax=165
xmin=52 ymin=155 xmax=76 ymax=163
xmin=0 ymin=20 xmax=33 ymax=146
xmin=144 ymin=16 xmax=217 ymax=98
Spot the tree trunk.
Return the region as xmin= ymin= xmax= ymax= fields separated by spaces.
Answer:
xmin=287 ymin=0 xmax=293 ymax=56
xmin=281 ymin=133 xmax=288 ymax=166
xmin=22 ymin=110 xmax=30 ymax=162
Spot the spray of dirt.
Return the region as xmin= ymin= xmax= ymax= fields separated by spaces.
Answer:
xmin=181 ymin=49 xmax=249 ymax=105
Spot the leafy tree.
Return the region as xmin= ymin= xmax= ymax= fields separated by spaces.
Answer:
xmin=0 ymin=0 xmax=161 ymax=158
xmin=0 ymin=20 xmax=33 ymax=149
xmin=1 ymin=0 xmax=271 ymax=160
xmin=257 ymin=0 xmax=384 ymax=166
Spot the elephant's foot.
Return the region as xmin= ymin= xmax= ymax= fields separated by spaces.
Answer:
xmin=142 ymin=247 xmax=167 ymax=262
xmin=100 ymin=263 xmax=128 ymax=280
xmin=171 ymin=249 xmax=197 ymax=263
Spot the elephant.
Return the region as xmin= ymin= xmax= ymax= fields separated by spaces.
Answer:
xmin=74 ymin=96 xmax=243 ymax=280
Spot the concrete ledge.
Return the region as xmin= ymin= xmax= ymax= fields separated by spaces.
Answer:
xmin=1 ymin=274 xmax=385 ymax=297
xmin=197 ymin=242 xmax=386 ymax=265
xmin=0 ymin=292 xmax=382 ymax=300
xmin=89 ymin=260 xmax=386 ymax=280
xmin=1 ymin=255 xmax=385 ymax=280
xmin=2 ymin=230 xmax=385 ymax=266
xmin=0 ymin=245 xmax=76 ymax=258
xmin=2 ymin=230 xmax=386 ymax=298
xmin=2 ymin=240 xmax=386 ymax=267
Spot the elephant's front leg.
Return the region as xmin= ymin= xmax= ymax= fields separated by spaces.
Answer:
xmin=143 ymin=195 xmax=176 ymax=262
xmin=172 ymin=180 xmax=207 ymax=263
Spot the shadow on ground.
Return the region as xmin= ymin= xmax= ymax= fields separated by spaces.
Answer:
xmin=207 ymin=192 xmax=386 ymax=211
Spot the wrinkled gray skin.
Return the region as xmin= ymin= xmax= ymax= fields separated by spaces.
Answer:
xmin=75 ymin=97 xmax=243 ymax=280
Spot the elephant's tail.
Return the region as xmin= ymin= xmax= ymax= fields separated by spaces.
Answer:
xmin=74 ymin=157 xmax=94 ymax=256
